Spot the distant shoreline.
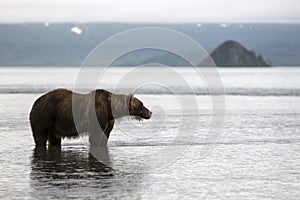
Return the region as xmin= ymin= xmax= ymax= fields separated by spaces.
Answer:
xmin=0 ymin=23 xmax=299 ymax=66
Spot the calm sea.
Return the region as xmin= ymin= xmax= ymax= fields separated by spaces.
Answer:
xmin=0 ymin=67 xmax=299 ymax=199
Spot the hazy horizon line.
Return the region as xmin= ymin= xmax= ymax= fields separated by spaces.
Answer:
xmin=1 ymin=21 xmax=300 ymax=25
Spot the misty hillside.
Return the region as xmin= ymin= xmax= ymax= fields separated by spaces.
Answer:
xmin=0 ymin=23 xmax=300 ymax=66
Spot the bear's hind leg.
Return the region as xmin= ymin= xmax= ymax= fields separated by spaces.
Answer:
xmin=31 ymin=124 xmax=48 ymax=147
xmin=48 ymin=134 xmax=61 ymax=146
xmin=33 ymin=132 xmax=48 ymax=147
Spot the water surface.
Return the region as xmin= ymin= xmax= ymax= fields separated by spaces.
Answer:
xmin=0 ymin=67 xmax=299 ymax=199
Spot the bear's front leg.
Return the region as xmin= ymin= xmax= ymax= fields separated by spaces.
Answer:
xmin=104 ymin=120 xmax=115 ymax=139
xmin=89 ymin=131 xmax=108 ymax=146
xmin=89 ymin=121 xmax=109 ymax=146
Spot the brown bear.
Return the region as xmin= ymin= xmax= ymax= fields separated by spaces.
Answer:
xmin=30 ymin=88 xmax=152 ymax=147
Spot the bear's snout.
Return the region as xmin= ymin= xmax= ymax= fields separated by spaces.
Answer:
xmin=142 ymin=108 xmax=152 ymax=119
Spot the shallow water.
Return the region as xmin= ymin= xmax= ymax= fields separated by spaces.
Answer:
xmin=0 ymin=93 xmax=299 ymax=199
xmin=0 ymin=67 xmax=300 ymax=199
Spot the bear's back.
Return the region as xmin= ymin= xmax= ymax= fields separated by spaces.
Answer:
xmin=31 ymin=88 xmax=72 ymax=117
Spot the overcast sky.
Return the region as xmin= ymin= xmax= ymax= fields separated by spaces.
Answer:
xmin=0 ymin=0 xmax=299 ymax=23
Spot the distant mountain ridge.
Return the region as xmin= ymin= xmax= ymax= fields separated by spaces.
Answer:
xmin=209 ymin=40 xmax=271 ymax=67
xmin=0 ymin=23 xmax=299 ymax=66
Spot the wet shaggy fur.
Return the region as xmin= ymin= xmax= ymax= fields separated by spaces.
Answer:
xmin=30 ymin=88 xmax=152 ymax=147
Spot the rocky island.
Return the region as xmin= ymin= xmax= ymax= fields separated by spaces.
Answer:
xmin=208 ymin=40 xmax=271 ymax=67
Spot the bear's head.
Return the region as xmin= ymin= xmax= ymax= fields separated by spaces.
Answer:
xmin=129 ymin=95 xmax=152 ymax=120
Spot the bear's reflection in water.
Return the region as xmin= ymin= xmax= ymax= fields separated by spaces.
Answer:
xmin=30 ymin=146 xmax=113 ymax=188
xmin=30 ymin=146 xmax=144 ymax=198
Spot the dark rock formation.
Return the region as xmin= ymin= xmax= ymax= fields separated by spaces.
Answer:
xmin=208 ymin=40 xmax=271 ymax=67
